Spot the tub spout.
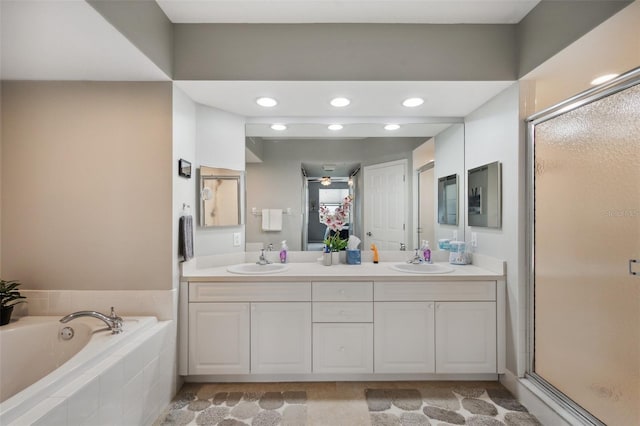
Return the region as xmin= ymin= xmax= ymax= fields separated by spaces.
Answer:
xmin=59 ymin=307 xmax=123 ymax=334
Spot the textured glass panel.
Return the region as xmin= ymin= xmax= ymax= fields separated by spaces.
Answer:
xmin=534 ymin=83 xmax=640 ymax=425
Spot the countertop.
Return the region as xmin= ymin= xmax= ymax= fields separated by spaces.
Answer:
xmin=182 ymin=260 xmax=504 ymax=282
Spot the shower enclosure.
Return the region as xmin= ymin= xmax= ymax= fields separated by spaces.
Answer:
xmin=527 ymin=68 xmax=640 ymax=425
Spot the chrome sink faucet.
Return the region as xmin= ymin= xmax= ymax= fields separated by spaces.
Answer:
xmin=60 ymin=307 xmax=123 ymax=334
xmin=257 ymin=248 xmax=272 ymax=265
xmin=407 ymin=249 xmax=424 ymax=264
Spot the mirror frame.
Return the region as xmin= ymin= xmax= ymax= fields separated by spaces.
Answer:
xmin=199 ymin=166 xmax=244 ymax=227
xmin=467 ymin=161 xmax=502 ymax=229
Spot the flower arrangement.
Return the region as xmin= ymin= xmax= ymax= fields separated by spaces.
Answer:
xmin=319 ymin=195 xmax=352 ymax=251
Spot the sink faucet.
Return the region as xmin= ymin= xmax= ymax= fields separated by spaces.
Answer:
xmin=60 ymin=307 xmax=123 ymax=334
xmin=257 ymin=248 xmax=272 ymax=265
xmin=407 ymin=249 xmax=424 ymax=264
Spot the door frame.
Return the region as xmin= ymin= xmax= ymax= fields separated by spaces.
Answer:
xmin=526 ymin=66 xmax=640 ymax=426
xmin=363 ymin=159 xmax=410 ymax=250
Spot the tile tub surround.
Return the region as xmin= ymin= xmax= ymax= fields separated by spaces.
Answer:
xmin=155 ymin=382 xmax=541 ymax=426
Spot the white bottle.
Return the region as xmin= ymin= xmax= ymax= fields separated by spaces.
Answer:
xmin=279 ymin=240 xmax=288 ymax=263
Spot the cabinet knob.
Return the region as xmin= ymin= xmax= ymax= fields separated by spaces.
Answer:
xmin=338 ymin=289 xmax=345 ymax=295
xmin=428 ymin=303 xmax=434 ymax=309
xmin=339 ymin=346 xmax=346 ymax=352
xmin=339 ymin=310 xmax=346 ymax=315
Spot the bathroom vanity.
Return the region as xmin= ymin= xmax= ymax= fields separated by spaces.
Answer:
xmin=179 ymin=253 xmax=505 ymax=382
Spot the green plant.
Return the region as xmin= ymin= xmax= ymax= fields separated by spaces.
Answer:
xmin=323 ymin=233 xmax=348 ymax=252
xmin=0 ymin=280 xmax=26 ymax=308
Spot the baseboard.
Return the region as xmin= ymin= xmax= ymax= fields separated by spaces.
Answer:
xmin=500 ymin=369 xmax=582 ymax=426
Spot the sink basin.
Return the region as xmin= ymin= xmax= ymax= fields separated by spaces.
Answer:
xmin=227 ymin=263 xmax=290 ymax=275
xmin=390 ymin=263 xmax=454 ymax=274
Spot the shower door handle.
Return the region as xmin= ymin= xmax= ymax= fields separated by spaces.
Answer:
xmin=630 ymin=259 xmax=639 ymax=276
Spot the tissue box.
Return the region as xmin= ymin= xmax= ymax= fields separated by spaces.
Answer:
xmin=346 ymin=249 xmax=361 ymax=265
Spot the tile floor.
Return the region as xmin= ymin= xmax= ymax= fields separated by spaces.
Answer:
xmin=155 ymin=381 xmax=542 ymax=426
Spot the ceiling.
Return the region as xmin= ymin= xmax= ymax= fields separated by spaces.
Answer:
xmin=1 ymin=0 xmax=526 ymax=138
xmin=157 ymin=0 xmax=540 ymax=24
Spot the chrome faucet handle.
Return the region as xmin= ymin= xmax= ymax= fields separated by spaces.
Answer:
xmin=408 ymin=249 xmax=424 ymax=264
xmin=109 ymin=307 xmax=123 ymax=334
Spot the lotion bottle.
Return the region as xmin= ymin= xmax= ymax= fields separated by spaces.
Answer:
xmin=279 ymin=240 xmax=288 ymax=263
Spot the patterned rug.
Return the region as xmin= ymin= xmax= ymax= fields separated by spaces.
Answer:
xmin=365 ymin=387 xmax=542 ymax=426
xmin=157 ymin=390 xmax=307 ymax=426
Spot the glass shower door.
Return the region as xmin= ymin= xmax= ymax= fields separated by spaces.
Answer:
xmin=531 ymin=74 xmax=640 ymax=425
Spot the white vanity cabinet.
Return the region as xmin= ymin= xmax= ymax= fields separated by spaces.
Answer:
xmin=373 ymin=281 xmax=501 ymax=375
xmin=251 ymin=302 xmax=311 ymax=374
xmin=188 ymin=302 xmax=250 ymax=375
xmin=312 ymin=282 xmax=374 ymax=373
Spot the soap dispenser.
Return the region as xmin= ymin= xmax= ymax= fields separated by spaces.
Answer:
xmin=421 ymin=240 xmax=432 ymax=263
xmin=279 ymin=240 xmax=288 ymax=263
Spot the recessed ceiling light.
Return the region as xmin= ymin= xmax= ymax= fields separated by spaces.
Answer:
xmin=590 ymin=74 xmax=619 ymax=85
xmin=328 ymin=124 xmax=343 ymax=131
xmin=270 ymin=124 xmax=287 ymax=131
xmin=402 ymin=97 xmax=424 ymax=107
xmin=384 ymin=124 xmax=400 ymax=131
xmin=330 ymin=97 xmax=351 ymax=107
xmin=256 ymin=97 xmax=278 ymax=107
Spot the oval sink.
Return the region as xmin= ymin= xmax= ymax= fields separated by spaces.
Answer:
xmin=390 ymin=263 xmax=454 ymax=274
xmin=227 ymin=263 xmax=290 ymax=275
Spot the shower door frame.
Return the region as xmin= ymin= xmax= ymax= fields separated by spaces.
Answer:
xmin=526 ymin=66 xmax=640 ymax=426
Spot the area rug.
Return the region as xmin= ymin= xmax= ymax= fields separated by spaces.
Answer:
xmin=365 ymin=387 xmax=542 ymax=426
xmin=157 ymin=390 xmax=307 ymax=426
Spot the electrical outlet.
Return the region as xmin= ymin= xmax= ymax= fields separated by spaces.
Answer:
xmin=452 ymin=230 xmax=458 ymax=241
xmin=471 ymin=232 xmax=478 ymax=248
xmin=233 ymin=232 xmax=241 ymax=247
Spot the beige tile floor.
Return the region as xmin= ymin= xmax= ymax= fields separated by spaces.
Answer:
xmin=156 ymin=381 xmax=541 ymax=426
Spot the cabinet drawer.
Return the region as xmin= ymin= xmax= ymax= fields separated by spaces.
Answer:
xmin=313 ymin=302 xmax=373 ymax=323
xmin=313 ymin=323 xmax=373 ymax=373
xmin=312 ymin=282 xmax=373 ymax=301
xmin=190 ymin=282 xmax=311 ymax=302
xmin=374 ymin=281 xmax=495 ymax=301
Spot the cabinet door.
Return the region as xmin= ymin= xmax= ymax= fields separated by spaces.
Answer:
xmin=374 ymin=302 xmax=435 ymax=373
xmin=188 ymin=303 xmax=250 ymax=375
xmin=313 ymin=323 xmax=373 ymax=373
xmin=251 ymin=302 xmax=312 ymax=374
xmin=435 ymin=301 xmax=497 ymax=373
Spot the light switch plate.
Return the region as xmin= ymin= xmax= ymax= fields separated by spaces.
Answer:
xmin=452 ymin=230 xmax=458 ymax=241
xmin=471 ymin=232 xmax=478 ymax=247
xmin=233 ymin=232 xmax=241 ymax=246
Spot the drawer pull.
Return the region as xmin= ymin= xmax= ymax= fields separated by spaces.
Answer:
xmin=338 ymin=289 xmax=345 ymax=295
xmin=339 ymin=346 xmax=346 ymax=352
xmin=339 ymin=310 xmax=346 ymax=315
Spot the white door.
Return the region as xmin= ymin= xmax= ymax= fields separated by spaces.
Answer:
xmin=313 ymin=323 xmax=373 ymax=373
xmin=374 ymin=302 xmax=435 ymax=373
xmin=435 ymin=302 xmax=497 ymax=373
xmin=251 ymin=302 xmax=312 ymax=374
xmin=188 ymin=303 xmax=250 ymax=375
xmin=363 ymin=160 xmax=408 ymax=250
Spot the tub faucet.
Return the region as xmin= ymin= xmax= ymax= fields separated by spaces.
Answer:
xmin=60 ymin=307 xmax=123 ymax=334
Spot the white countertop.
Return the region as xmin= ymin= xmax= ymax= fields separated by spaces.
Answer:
xmin=182 ymin=256 xmax=504 ymax=282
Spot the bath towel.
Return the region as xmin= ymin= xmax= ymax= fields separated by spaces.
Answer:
xmin=261 ymin=209 xmax=270 ymax=231
xmin=179 ymin=215 xmax=194 ymax=261
xmin=268 ymin=209 xmax=283 ymax=231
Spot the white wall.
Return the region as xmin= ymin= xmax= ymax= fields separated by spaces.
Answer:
xmin=464 ymin=83 xmax=524 ymax=375
xmin=194 ymin=104 xmax=246 ymax=256
xmin=433 ymin=124 xmax=465 ymax=245
xmin=172 ymin=86 xmax=197 ymax=288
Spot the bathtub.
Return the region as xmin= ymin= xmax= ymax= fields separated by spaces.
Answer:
xmin=0 ymin=316 xmax=175 ymax=426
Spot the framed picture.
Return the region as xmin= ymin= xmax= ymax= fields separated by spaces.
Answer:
xmin=179 ymin=159 xmax=191 ymax=178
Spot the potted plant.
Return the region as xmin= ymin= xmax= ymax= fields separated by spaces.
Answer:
xmin=1 ymin=280 xmax=26 ymax=326
xmin=319 ymin=195 xmax=353 ymax=263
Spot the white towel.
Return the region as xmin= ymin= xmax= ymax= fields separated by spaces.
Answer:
xmin=261 ymin=208 xmax=270 ymax=231
xmin=269 ymin=209 xmax=283 ymax=231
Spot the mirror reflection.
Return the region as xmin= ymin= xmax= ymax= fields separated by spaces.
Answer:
xmin=468 ymin=161 xmax=502 ymax=228
xmin=245 ymin=122 xmax=465 ymax=251
xmin=200 ymin=166 xmax=243 ymax=227
xmin=438 ymin=174 xmax=458 ymax=225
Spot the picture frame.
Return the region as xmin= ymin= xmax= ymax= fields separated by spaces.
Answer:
xmin=179 ymin=159 xmax=192 ymax=178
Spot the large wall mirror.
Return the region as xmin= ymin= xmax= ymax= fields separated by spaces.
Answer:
xmin=199 ymin=166 xmax=243 ymax=227
xmin=467 ymin=161 xmax=502 ymax=228
xmin=244 ymin=121 xmax=465 ymax=251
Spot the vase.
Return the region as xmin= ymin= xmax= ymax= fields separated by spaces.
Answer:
xmin=331 ymin=251 xmax=341 ymax=265
xmin=0 ymin=306 xmax=14 ymax=326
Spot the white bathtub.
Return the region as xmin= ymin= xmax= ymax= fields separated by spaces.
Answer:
xmin=0 ymin=316 xmax=175 ymax=426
